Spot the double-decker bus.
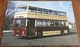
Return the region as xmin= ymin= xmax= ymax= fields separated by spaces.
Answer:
xmin=12 ymin=4 xmax=69 ymax=37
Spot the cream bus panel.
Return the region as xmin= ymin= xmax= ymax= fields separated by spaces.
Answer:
xmin=15 ymin=12 xmax=27 ymax=14
xmin=66 ymin=21 xmax=69 ymax=26
xmin=27 ymin=12 xmax=36 ymax=18
xmin=27 ymin=12 xmax=68 ymax=20
xmin=43 ymin=30 xmax=61 ymax=36
xmin=35 ymin=30 xmax=61 ymax=36
xmin=14 ymin=12 xmax=27 ymax=18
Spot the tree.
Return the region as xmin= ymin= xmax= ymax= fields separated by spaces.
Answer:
xmin=4 ymin=1 xmax=15 ymax=30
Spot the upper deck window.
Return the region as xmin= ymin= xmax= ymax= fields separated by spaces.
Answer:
xmin=28 ymin=6 xmax=37 ymax=12
xmin=57 ymin=11 xmax=66 ymax=16
xmin=49 ymin=10 xmax=55 ymax=15
xmin=16 ymin=7 xmax=27 ymax=12
xmin=27 ymin=5 xmax=66 ymax=16
xmin=43 ymin=9 xmax=48 ymax=14
xmin=37 ymin=8 xmax=43 ymax=13
xmin=53 ymin=10 xmax=57 ymax=15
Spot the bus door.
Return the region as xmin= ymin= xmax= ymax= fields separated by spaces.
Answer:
xmin=27 ymin=19 xmax=35 ymax=36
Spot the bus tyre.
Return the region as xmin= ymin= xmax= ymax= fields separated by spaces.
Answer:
xmin=37 ymin=31 xmax=43 ymax=37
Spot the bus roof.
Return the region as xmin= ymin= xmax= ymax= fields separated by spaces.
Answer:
xmin=17 ymin=4 xmax=66 ymax=13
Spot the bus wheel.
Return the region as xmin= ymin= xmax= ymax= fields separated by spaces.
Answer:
xmin=37 ymin=31 xmax=43 ymax=37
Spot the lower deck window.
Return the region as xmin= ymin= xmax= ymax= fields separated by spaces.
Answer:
xmin=36 ymin=20 xmax=67 ymax=27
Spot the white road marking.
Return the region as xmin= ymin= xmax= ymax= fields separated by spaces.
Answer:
xmin=3 ymin=30 xmax=12 ymax=33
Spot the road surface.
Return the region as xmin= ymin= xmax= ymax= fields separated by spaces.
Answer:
xmin=1 ymin=28 xmax=79 ymax=46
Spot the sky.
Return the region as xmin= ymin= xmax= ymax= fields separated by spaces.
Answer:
xmin=10 ymin=1 xmax=75 ymax=23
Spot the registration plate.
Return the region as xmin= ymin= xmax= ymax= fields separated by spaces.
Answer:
xmin=16 ymin=34 xmax=19 ymax=36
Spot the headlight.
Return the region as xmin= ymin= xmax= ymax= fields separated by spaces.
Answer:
xmin=22 ymin=31 xmax=24 ymax=36
xmin=12 ymin=31 xmax=14 ymax=34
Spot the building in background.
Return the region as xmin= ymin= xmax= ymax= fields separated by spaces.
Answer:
xmin=68 ymin=22 xmax=76 ymax=28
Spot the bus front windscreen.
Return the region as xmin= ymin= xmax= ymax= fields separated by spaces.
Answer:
xmin=16 ymin=7 xmax=27 ymax=12
xmin=14 ymin=19 xmax=26 ymax=27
